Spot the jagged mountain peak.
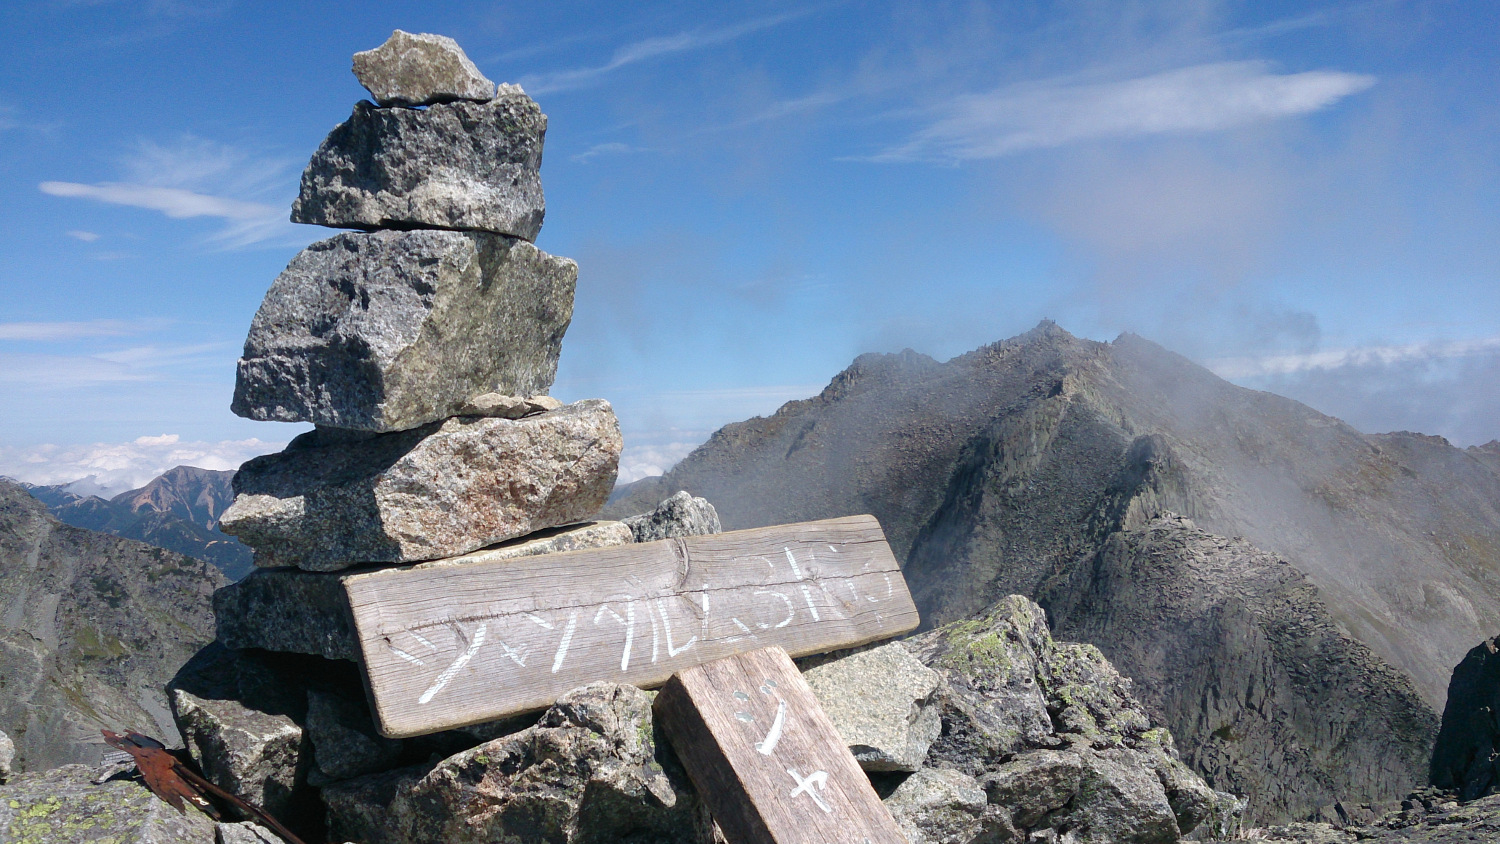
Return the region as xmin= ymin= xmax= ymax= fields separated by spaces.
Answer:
xmin=605 ymin=321 xmax=1500 ymax=822
xmin=109 ymin=465 xmax=237 ymax=529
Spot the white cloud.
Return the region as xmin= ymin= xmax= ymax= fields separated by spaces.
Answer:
xmin=0 ymin=343 xmax=229 ymax=386
xmin=0 ymin=319 xmax=161 ymax=341
xmin=66 ymin=229 xmax=100 ymax=242
xmin=570 ymin=142 xmax=645 ymax=164
xmin=39 ymin=135 xmax=304 ymax=249
xmin=872 ymin=61 xmax=1376 ymax=162
xmin=616 ymin=441 xmax=702 ymax=485
xmin=1207 ymin=336 xmax=1500 ymax=379
xmin=521 ymin=8 xmax=819 ymax=95
xmin=0 ymin=435 xmax=284 ymax=497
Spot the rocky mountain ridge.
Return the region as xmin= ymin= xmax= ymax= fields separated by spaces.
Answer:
xmin=606 ymin=321 xmax=1500 ymax=822
xmin=0 ymin=477 xmax=223 ymax=773
xmin=22 ymin=465 xmax=253 ymax=580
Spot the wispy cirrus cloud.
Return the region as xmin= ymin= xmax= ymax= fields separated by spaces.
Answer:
xmin=0 ymin=319 xmax=165 ymax=341
xmin=570 ymin=142 xmax=649 ymax=164
xmin=0 ymin=342 xmax=230 ymax=386
xmin=39 ymin=135 xmax=303 ymax=249
xmin=521 ymin=7 xmax=822 ymax=95
xmin=1208 ymin=335 xmax=1500 ymax=379
xmin=870 ymin=61 xmax=1376 ymax=162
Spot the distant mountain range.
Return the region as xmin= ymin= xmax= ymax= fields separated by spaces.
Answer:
xmin=22 ymin=466 xmax=253 ymax=580
xmin=0 ymin=477 xmax=224 ymax=772
xmin=606 ymin=321 xmax=1500 ymax=823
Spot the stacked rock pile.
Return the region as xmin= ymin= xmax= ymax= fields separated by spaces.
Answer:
xmin=217 ymin=30 xmax=624 ymax=574
xmin=160 ymin=32 xmax=722 ymax=840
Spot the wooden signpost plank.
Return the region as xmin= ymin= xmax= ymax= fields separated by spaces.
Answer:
xmin=344 ymin=515 xmax=918 ymax=737
xmin=654 ymin=646 xmax=909 ymax=844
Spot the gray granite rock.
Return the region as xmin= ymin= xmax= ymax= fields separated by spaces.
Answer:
xmin=0 ymin=728 xmax=12 ymax=784
xmin=623 ymin=490 xmax=722 ymax=543
xmin=167 ymin=645 xmax=311 ymax=822
xmin=801 ymin=641 xmax=941 ymax=771
xmin=903 ymin=595 xmax=1230 ymax=842
xmin=884 ymin=767 xmax=1006 ymax=844
xmin=220 ymin=400 xmax=622 ymax=570
xmin=291 ymin=93 xmax=546 ymax=239
xmin=353 ymin=30 xmax=495 ymax=107
xmin=215 ymin=520 xmax=634 ymax=659
xmin=0 ymin=763 xmax=218 ymax=842
xmin=216 ymin=821 xmax=287 ymax=844
xmin=232 ymin=230 xmax=575 ymax=433
xmin=324 ymin=683 xmax=712 ymax=844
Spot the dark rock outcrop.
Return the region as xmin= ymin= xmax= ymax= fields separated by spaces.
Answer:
xmin=0 ymin=478 xmax=223 ymax=774
xmin=1431 ymin=634 xmax=1500 ymax=800
xmin=1044 ymin=513 xmax=1437 ymax=823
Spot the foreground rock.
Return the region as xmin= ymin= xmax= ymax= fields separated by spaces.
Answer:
xmin=353 ymin=30 xmax=495 ymax=107
xmin=623 ymin=490 xmax=722 ymax=542
xmin=1431 ymin=634 xmax=1500 ymax=801
xmin=802 ymin=641 xmax=941 ymax=772
xmin=323 ymin=682 xmax=711 ymax=844
xmin=291 ymin=92 xmax=547 ymax=239
xmin=885 ymin=767 xmax=1005 ymax=844
xmin=0 ymin=763 xmax=217 ymax=843
xmin=0 ymin=478 xmax=223 ymax=773
xmin=168 ymin=644 xmax=317 ymax=828
xmin=215 ymin=520 xmax=632 ymax=660
xmin=903 ymin=595 xmax=1235 ymax=843
xmin=1199 ymin=788 xmax=1500 ymax=843
xmin=220 ymin=400 xmax=622 ymax=570
xmin=232 ymin=230 xmax=576 ymax=432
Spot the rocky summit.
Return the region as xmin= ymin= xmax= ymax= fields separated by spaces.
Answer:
xmin=604 ymin=321 xmax=1500 ymax=823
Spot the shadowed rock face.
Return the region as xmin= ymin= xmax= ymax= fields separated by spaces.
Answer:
xmin=605 ymin=321 xmax=1493 ymax=822
xmin=0 ymin=478 xmax=223 ymax=774
xmin=1431 ymin=635 xmax=1500 ymax=800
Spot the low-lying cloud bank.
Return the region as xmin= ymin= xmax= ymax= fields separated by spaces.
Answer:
xmin=0 ymin=434 xmax=284 ymax=498
xmin=1216 ymin=339 xmax=1500 ymax=447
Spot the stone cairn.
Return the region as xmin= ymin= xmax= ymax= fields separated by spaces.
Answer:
xmin=166 ymin=31 xmax=721 ymax=842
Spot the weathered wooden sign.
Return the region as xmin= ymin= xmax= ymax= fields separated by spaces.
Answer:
xmin=654 ymin=646 xmax=909 ymax=844
xmin=345 ymin=515 xmax=918 ymax=737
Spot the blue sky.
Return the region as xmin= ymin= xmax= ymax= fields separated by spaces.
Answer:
xmin=1 ymin=0 xmax=1497 ymax=494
